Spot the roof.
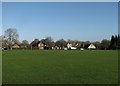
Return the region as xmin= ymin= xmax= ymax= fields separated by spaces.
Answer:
xmin=88 ymin=44 xmax=96 ymax=49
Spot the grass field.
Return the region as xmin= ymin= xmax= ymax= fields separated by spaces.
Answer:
xmin=2 ymin=50 xmax=118 ymax=84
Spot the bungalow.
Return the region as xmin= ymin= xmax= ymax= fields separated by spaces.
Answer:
xmin=12 ymin=44 xmax=20 ymax=49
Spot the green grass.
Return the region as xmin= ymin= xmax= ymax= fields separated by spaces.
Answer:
xmin=2 ymin=50 xmax=118 ymax=84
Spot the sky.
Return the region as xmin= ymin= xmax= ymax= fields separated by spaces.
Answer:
xmin=1 ymin=0 xmax=120 ymax=2
xmin=2 ymin=2 xmax=118 ymax=43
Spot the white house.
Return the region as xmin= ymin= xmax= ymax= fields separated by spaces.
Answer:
xmin=38 ymin=42 xmax=44 ymax=50
xmin=71 ymin=47 xmax=77 ymax=50
xmin=67 ymin=43 xmax=77 ymax=50
xmin=88 ymin=44 xmax=96 ymax=49
xmin=67 ymin=43 xmax=72 ymax=49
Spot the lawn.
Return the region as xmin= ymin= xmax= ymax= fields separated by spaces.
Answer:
xmin=2 ymin=50 xmax=118 ymax=84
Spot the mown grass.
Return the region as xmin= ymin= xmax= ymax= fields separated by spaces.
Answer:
xmin=2 ymin=50 xmax=118 ymax=84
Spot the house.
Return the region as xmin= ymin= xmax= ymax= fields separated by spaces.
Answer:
xmin=71 ymin=46 xmax=77 ymax=50
xmin=67 ymin=43 xmax=72 ymax=49
xmin=88 ymin=43 xmax=96 ymax=49
xmin=12 ymin=44 xmax=20 ymax=49
xmin=67 ymin=43 xmax=77 ymax=50
xmin=52 ymin=46 xmax=60 ymax=50
xmin=38 ymin=42 xmax=44 ymax=50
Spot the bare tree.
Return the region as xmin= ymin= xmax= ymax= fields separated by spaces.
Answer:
xmin=43 ymin=37 xmax=54 ymax=49
xmin=4 ymin=28 xmax=19 ymax=50
xmin=56 ymin=39 xmax=66 ymax=49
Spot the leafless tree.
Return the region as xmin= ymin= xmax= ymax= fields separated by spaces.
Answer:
xmin=4 ymin=28 xmax=19 ymax=50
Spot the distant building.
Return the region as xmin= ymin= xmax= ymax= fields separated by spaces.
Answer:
xmin=67 ymin=43 xmax=77 ymax=50
xmin=12 ymin=44 xmax=20 ymax=49
xmin=70 ymin=47 xmax=77 ymax=50
xmin=88 ymin=44 xmax=96 ymax=49
xmin=67 ymin=43 xmax=72 ymax=49
xmin=38 ymin=42 xmax=44 ymax=50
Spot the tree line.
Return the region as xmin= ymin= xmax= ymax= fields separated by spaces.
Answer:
xmin=0 ymin=28 xmax=120 ymax=50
